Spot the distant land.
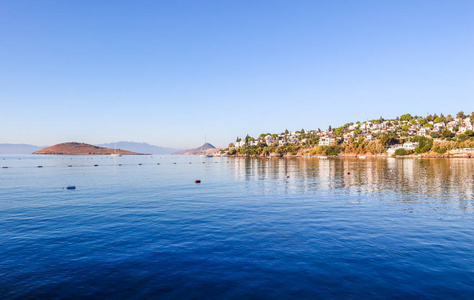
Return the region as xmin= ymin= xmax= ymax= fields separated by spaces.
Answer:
xmin=97 ymin=141 xmax=182 ymax=155
xmin=33 ymin=142 xmax=143 ymax=155
xmin=173 ymin=143 xmax=218 ymax=155
xmin=0 ymin=143 xmax=45 ymax=154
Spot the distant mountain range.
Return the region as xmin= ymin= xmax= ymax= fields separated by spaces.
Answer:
xmin=97 ymin=141 xmax=183 ymax=155
xmin=0 ymin=143 xmax=44 ymax=154
xmin=173 ymin=143 xmax=217 ymax=155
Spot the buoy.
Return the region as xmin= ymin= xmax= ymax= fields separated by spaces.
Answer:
xmin=173 ymin=163 xmax=177 ymax=164
xmin=287 ymin=176 xmax=290 ymax=178
xmin=38 ymin=166 xmax=43 ymax=168
xmin=139 ymin=163 xmax=142 ymax=165
xmin=118 ymin=164 xmax=122 ymax=166
xmin=195 ymin=180 xmax=201 ymax=183
xmin=157 ymin=163 xmax=160 ymax=165
xmin=68 ymin=165 xmax=72 ymax=167
xmin=66 ymin=186 xmax=76 ymax=190
xmin=2 ymin=166 xmax=8 ymax=168
xmin=347 ymin=172 xmax=350 ymax=175
xmin=94 ymin=164 xmax=98 ymax=167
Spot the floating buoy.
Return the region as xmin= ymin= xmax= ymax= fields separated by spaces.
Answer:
xmin=2 ymin=166 xmax=8 ymax=168
xmin=347 ymin=172 xmax=350 ymax=175
xmin=173 ymin=163 xmax=177 ymax=164
xmin=118 ymin=164 xmax=122 ymax=166
xmin=157 ymin=163 xmax=160 ymax=165
xmin=139 ymin=163 xmax=142 ymax=165
xmin=189 ymin=162 xmax=192 ymax=164
xmin=68 ymin=165 xmax=72 ymax=167
xmin=287 ymin=176 xmax=290 ymax=178
xmin=94 ymin=164 xmax=98 ymax=167
xmin=66 ymin=186 xmax=76 ymax=190
xmin=37 ymin=166 xmax=43 ymax=168
xmin=195 ymin=180 xmax=201 ymax=183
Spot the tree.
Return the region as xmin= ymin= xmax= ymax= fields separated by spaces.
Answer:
xmin=228 ymin=143 xmax=235 ymax=148
xmin=328 ymin=125 xmax=332 ymax=132
xmin=236 ymin=137 xmax=241 ymax=142
xmin=285 ymin=129 xmax=289 ymax=134
xmin=394 ymin=148 xmax=410 ymax=156
xmin=457 ymin=111 xmax=465 ymax=119
xmin=441 ymin=128 xmax=454 ymax=139
xmin=244 ymin=134 xmax=251 ymax=146
xmin=465 ymin=130 xmax=474 ymax=137
xmin=430 ymin=132 xmax=440 ymax=139
xmin=434 ymin=117 xmax=444 ymax=123
xmin=457 ymin=134 xmax=468 ymax=142
xmin=400 ymin=114 xmax=412 ymax=121
xmin=415 ymin=136 xmax=433 ymax=153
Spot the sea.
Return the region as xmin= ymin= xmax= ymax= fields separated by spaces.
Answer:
xmin=1 ymin=155 xmax=474 ymax=299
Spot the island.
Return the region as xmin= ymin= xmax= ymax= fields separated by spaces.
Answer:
xmin=33 ymin=142 xmax=144 ymax=155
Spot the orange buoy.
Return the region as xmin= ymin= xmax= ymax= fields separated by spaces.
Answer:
xmin=195 ymin=180 xmax=201 ymax=183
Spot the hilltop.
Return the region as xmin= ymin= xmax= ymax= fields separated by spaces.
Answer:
xmin=33 ymin=142 xmax=143 ymax=155
xmin=173 ymin=143 xmax=217 ymax=155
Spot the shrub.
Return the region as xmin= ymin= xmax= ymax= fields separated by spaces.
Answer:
xmin=394 ymin=148 xmax=411 ymax=156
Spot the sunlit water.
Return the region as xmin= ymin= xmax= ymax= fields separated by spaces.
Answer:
xmin=1 ymin=155 xmax=474 ymax=299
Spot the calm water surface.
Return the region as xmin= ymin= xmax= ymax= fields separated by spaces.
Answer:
xmin=1 ymin=155 xmax=474 ymax=299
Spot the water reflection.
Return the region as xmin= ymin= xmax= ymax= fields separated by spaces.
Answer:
xmin=232 ymin=157 xmax=474 ymax=209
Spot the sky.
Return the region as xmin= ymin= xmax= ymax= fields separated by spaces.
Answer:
xmin=1 ymin=0 xmax=473 ymax=148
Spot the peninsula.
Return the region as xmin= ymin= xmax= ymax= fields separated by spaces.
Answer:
xmin=226 ymin=111 xmax=474 ymax=158
xmin=33 ymin=142 xmax=143 ymax=155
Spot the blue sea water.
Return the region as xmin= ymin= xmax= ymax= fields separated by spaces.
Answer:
xmin=1 ymin=155 xmax=474 ymax=299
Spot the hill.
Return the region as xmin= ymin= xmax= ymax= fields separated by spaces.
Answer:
xmin=33 ymin=142 xmax=143 ymax=155
xmin=0 ymin=143 xmax=44 ymax=154
xmin=96 ymin=141 xmax=182 ymax=155
xmin=173 ymin=143 xmax=217 ymax=155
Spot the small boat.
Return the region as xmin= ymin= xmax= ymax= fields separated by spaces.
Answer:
xmin=319 ymin=156 xmax=328 ymax=159
xmin=359 ymin=156 xmax=367 ymax=159
xmin=111 ymin=142 xmax=122 ymax=157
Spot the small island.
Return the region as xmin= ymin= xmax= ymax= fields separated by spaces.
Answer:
xmin=33 ymin=142 xmax=143 ymax=155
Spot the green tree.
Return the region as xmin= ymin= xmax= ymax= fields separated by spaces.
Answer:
xmin=457 ymin=134 xmax=468 ymax=142
xmin=434 ymin=117 xmax=444 ymax=123
xmin=430 ymin=132 xmax=440 ymax=139
xmin=415 ymin=136 xmax=433 ymax=153
xmin=394 ymin=148 xmax=410 ymax=156
xmin=457 ymin=111 xmax=465 ymax=119
xmin=464 ymin=130 xmax=474 ymax=137
xmin=400 ymin=114 xmax=412 ymax=121
xmin=441 ymin=128 xmax=454 ymax=139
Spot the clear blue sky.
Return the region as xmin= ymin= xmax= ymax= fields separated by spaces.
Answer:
xmin=1 ymin=0 xmax=473 ymax=148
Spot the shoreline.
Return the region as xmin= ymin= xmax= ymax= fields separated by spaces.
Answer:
xmin=229 ymin=153 xmax=473 ymax=159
